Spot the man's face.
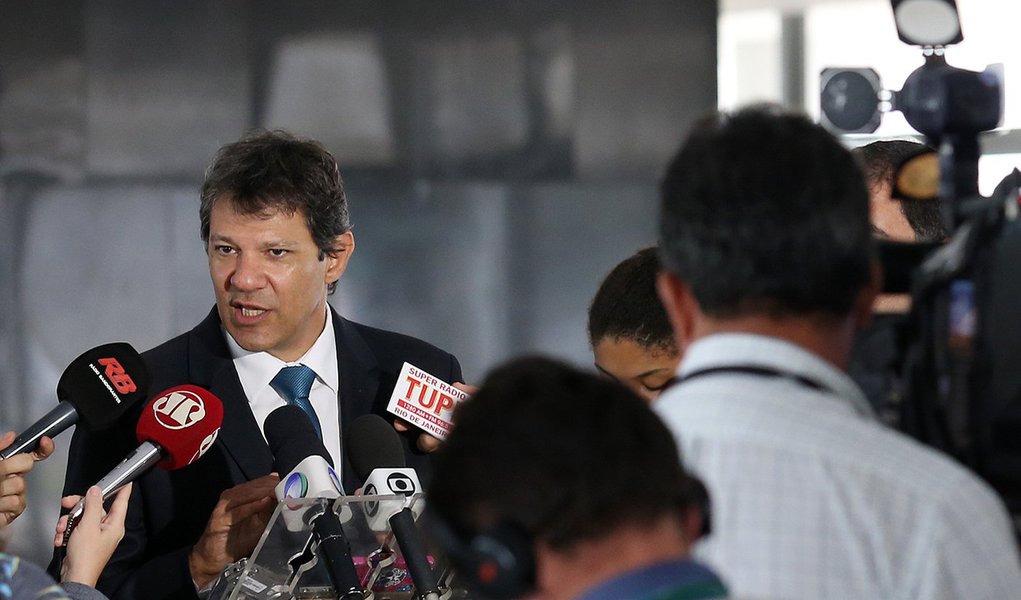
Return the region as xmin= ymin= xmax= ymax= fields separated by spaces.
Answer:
xmin=869 ymin=180 xmax=916 ymax=242
xmin=207 ymin=198 xmax=353 ymax=362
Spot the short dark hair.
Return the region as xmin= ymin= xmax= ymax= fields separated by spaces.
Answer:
xmin=587 ymin=246 xmax=676 ymax=353
xmin=853 ymin=139 xmax=946 ymax=242
xmin=199 ymin=130 xmax=352 ymax=290
xmin=428 ymin=356 xmax=697 ymax=551
xmin=658 ymin=106 xmax=874 ymax=319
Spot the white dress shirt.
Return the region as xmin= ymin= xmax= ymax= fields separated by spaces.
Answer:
xmin=224 ymin=309 xmax=343 ymax=471
xmin=655 ymin=333 xmax=1021 ymax=600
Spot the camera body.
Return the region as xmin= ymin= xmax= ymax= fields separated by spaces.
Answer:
xmin=823 ymin=1 xmax=1021 ymax=518
xmin=896 ymin=54 xmax=1001 ymax=140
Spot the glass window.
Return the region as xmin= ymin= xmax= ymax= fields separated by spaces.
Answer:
xmin=719 ymin=9 xmax=783 ymax=110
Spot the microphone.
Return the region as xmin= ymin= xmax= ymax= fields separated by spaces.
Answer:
xmin=348 ymin=414 xmax=439 ymax=600
xmin=264 ymin=405 xmax=363 ymax=600
xmin=63 ymin=385 xmax=224 ymax=539
xmin=264 ymin=406 xmax=351 ymax=526
xmin=1 ymin=342 xmax=151 ymax=459
xmin=347 ymin=415 xmax=424 ymax=531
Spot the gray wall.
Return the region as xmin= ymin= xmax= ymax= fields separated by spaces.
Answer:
xmin=0 ymin=0 xmax=717 ymax=563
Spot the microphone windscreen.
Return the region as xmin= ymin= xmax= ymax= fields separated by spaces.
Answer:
xmin=135 ymin=385 xmax=224 ymax=470
xmin=56 ymin=342 xmax=152 ymax=430
xmin=265 ymin=405 xmax=334 ymax=474
xmin=347 ymin=414 xmax=405 ymax=480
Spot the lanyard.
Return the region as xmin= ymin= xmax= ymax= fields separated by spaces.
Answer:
xmin=667 ymin=364 xmax=832 ymax=394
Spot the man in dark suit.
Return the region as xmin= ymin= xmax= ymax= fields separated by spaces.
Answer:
xmin=54 ymin=130 xmax=463 ymax=599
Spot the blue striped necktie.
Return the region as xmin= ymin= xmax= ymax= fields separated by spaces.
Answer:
xmin=270 ymin=364 xmax=323 ymax=440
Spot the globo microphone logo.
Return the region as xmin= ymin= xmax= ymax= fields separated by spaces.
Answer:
xmin=328 ymin=467 xmax=342 ymax=493
xmin=364 ymin=483 xmax=379 ymax=517
xmin=152 ymin=390 xmax=207 ymax=429
xmin=284 ymin=472 xmax=309 ymax=499
xmin=387 ymin=473 xmax=416 ymax=496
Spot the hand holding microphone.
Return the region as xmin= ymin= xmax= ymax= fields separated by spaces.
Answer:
xmin=1 ymin=342 xmax=148 ymax=527
xmin=62 ymin=384 xmax=224 ymax=543
xmin=393 ymin=381 xmax=476 ymax=453
xmin=0 ymin=431 xmax=54 ymax=527
xmin=0 ymin=342 xmax=150 ymax=460
xmin=54 ymin=483 xmax=133 ymax=588
xmin=387 ymin=363 xmax=475 ymax=454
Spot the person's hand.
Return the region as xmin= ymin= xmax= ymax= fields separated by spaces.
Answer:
xmin=452 ymin=382 xmax=479 ymax=397
xmin=0 ymin=431 xmax=56 ymax=462
xmin=392 ymin=382 xmax=477 ymax=453
xmin=0 ymin=431 xmax=55 ymax=527
xmin=54 ymin=483 xmax=132 ymax=587
xmin=187 ymin=474 xmax=280 ymax=588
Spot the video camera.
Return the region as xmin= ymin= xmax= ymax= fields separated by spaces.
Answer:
xmin=821 ymin=0 xmax=1021 ymax=519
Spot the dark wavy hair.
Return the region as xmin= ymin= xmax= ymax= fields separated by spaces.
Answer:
xmin=199 ymin=129 xmax=352 ymax=293
xmin=428 ymin=356 xmax=698 ymax=551
xmin=588 ymin=247 xmax=676 ymax=353
xmin=853 ymin=139 xmax=946 ymax=242
xmin=659 ymin=106 xmax=874 ymax=319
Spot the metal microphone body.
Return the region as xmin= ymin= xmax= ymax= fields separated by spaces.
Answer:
xmin=65 ymin=440 xmax=162 ymax=529
xmin=0 ymin=404 xmax=78 ymax=460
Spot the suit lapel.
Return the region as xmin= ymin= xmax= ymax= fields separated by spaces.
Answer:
xmin=333 ymin=307 xmax=380 ymax=488
xmin=188 ymin=308 xmax=274 ymax=481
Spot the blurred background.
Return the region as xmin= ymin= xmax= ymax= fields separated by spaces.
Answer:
xmin=1 ymin=0 xmax=1018 ymax=565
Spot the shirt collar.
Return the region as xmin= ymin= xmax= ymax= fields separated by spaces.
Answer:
xmin=223 ymin=307 xmax=340 ymax=395
xmin=575 ymin=558 xmax=725 ymax=600
xmin=677 ymin=333 xmax=875 ymax=419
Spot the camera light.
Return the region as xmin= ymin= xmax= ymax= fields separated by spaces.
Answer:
xmin=819 ymin=68 xmax=882 ymax=134
xmin=892 ymin=0 xmax=963 ymax=47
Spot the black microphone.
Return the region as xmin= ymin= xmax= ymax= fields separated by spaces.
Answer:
xmin=265 ymin=405 xmax=363 ymax=600
xmin=1 ymin=342 xmax=151 ymax=460
xmin=347 ymin=413 xmax=406 ymax=477
xmin=348 ymin=414 xmax=440 ymax=600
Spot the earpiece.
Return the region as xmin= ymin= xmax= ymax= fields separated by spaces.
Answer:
xmin=425 ymin=511 xmax=536 ymax=599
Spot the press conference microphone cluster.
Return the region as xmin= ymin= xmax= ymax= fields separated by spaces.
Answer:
xmin=265 ymin=405 xmax=363 ymax=600
xmin=348 ymin=414 xmax=440 ymax=600
xmin=0 ymin=342 xmax=150 ymax=460
xmin=62 ymin=384 xmax=224 ymax=542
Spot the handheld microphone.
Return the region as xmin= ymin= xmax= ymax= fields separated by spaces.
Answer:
xmin=348 ymin=414 xmax=438 ymax=600
xmin=63 ymin=385 xmax=224 ymax=538
xmin=0 ymin=342 xmax=151 ymax=459
xmin=265 ymin=405 xmax=363 ymax=600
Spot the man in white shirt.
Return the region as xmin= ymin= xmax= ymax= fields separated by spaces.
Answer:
xmin=653 ymin=106 xmax=1021 ymax=599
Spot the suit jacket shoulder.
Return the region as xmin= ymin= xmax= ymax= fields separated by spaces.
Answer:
xmin=331 ymin=311 xmax=463 ymax=487
xmin=341 ymin=317 xmax=462 ymax=380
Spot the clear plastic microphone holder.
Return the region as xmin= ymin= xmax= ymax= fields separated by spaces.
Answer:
xmin=218 ymin=493 xmax=435 ymax=600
